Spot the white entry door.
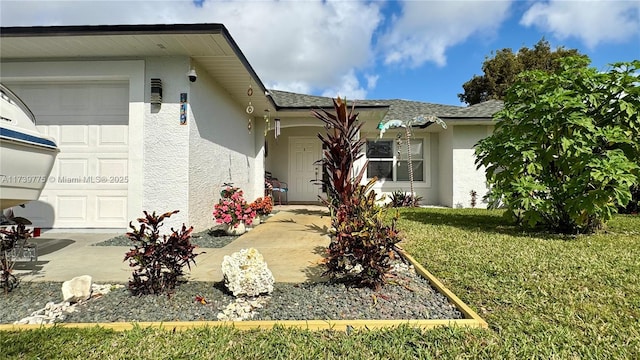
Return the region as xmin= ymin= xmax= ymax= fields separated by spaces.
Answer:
xmin=288 ymin=137 xmax=323 ymax=202
xmin=8 ymin=82 xmax=129 ymax=229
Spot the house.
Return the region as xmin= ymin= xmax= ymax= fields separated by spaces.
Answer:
xmin=0 ymin=23 xmax=501 ymax=232
xmin=264 ymin=91 xmax=502 ymax=209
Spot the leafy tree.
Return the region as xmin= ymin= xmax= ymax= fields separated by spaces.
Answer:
xmin=476 ymin=57 xmax=640 ymax=234
xmin=459 ymin=39 xmax=586 ymax=105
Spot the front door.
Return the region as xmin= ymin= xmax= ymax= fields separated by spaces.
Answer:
xmin=288 ymin=137 xmax=323 ymax=202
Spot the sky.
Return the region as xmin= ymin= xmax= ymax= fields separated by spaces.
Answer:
xmin=1 ymin=0 xmax=639 ymax=106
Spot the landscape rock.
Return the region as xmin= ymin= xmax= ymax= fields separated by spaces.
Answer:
xmin=216 ymin=296 xmax=270 ymax=321
xmin=14 ymin=301 xmax=76 ymax=325
xmin=221 ymin=248 xmax=274 ymax=297
xmin=391 ymin=262 xmax=414 ymax=274
xmin=91 ymin=283 xmax=124 ymax=298
xmin=62 ymin=275 xmax=93 ymax=303
xmin=13 ymin=282 xmax=120 ymax=325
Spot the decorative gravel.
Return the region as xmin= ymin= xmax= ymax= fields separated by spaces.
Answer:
xmin=95 ymin=212 xmax=282 ymax=248
xmin=93 ymin=228 xmax=239 ymax=248
xmin=0 ymin=263 xmax=463 ymax=324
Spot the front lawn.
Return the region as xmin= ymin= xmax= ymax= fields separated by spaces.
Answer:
xmin=1 ymin=208 xmax=638 ymax=359
xmin=399 ymin=208 xmax=640 ymax=358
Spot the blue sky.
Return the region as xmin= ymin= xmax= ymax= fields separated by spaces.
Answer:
xmin=1 ymin=0 xmax=638 ymax=106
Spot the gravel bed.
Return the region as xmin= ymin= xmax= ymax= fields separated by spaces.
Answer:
xmin=0 ymin=282 xmax=62 ymax=324
xmin=0 ymin=264 xmax=463 ymax=324
xmin=93 ymin=228 xmax=238 ymax=248
xmin=94 ymin=212 xmax=280 ymax=248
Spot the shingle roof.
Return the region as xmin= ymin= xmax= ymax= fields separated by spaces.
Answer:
xmin=268 ymin=89 xmax=503 ymax=119
xmin=268 ymin=90 xmax=386 ymax=108
xmin=383 ymin=99 xmax=462 ymax=119
xmin=450 ymin=99 xmax=503 ymax=118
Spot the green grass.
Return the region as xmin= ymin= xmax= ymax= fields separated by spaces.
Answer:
xmin=1 ymin=208 xmax=639 ymax=359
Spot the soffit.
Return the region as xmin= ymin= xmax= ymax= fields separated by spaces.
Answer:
xmin=0 ymin=28 xmax=274 ymax=113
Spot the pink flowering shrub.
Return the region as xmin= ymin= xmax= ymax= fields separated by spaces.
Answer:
xmin=213 ymin=186 xmax=255 ymax=227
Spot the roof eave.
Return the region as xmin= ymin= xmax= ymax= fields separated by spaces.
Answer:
xmin=0 ymin=23 xmax=227 ymax=37
xmin=0 ymin=23 xmax=278 ymax=111
xmin=276 ymin=105 xmax=390 ymax=111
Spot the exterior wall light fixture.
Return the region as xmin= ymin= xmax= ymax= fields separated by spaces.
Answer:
xmin=150 ymin=78 xmax=162 ymax=108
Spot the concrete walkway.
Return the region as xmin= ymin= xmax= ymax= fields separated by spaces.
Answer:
xmin=14 ymin=206 xmax=331 ymax=284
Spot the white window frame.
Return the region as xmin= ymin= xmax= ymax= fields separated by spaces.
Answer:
xmin=365 ymin=137 xmax=427 ymax=183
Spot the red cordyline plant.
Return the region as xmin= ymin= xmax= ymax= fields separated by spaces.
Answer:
xmin=213 ymin=186 xmax=255 ymax=227
xmin=313 ymin=97 xmax=401 ymax=290
xmin=124 ymin=210 xmax=200 ymax=295
xmin=0 ymin=223 xmax=32 ymax=293
xmin=312 ymin=97 xmax=367 ymax=208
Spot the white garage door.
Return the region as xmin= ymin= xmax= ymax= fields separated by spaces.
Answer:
xmin=9 ymin=82 xmax=129 ymax=228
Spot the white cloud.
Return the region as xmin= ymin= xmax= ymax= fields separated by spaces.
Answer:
xmin=320 ymin=69 xmax=368 ymax=100
xmin=365 ymin=74 xmax=379 ymax=90
xmin=521 ymin=0 xmax=640 ymax=49
xmin=0 ymin=0 xmax=382 ymax=98
xmin=379 ymin=0 xmax=513 ymax=67
xmin=209 ymin=1 xmax=382 ymax=95
xmin=267 ymin=81 xmax=311 ymax=96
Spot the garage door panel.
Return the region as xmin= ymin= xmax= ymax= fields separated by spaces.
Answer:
xmin=56 ymin=195 xmax=88 ymax=221
xmin=96 ymin=196 xmax=128 ymax=222
xmin=60 ymin=86 xmax=90 ymax=112
xmin=7 ymin=81 xmax=129 ymax=228
xmin=97 ymin=158 xmax=128 ymax=179
xmin=21 ymin=190 xmax=128 ymax=228
xmin=59 ymin=125 xmax=89 ymax=146
xmin=98 ymin=125 xmax=128 ymax=146
xmin=13 ymin=86 xmax=49 ymax=112
xmin=98 ymin=85 xmax=130 ymax=116
xmin=14 ymin=82 xmax=128 ymax=126
xmin=57 ymin=158 xmax=89 ymax=179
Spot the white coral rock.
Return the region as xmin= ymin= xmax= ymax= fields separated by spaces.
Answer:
xmin=221 ymin=248 xmax=274 ymax=297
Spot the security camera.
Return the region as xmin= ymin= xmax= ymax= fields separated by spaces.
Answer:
xmin=187 ymin=69 xmax=197 ymax=83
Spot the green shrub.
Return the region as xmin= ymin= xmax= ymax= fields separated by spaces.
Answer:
xmin=476 ymin=57 xmax=640 ymax=234
xmin=387 ymin=190 xmax=422 ymax=208
xmin=124 ymin=210 xmax=200 ymax=295
xmin=618 ymin=185 xmax=640 ymax=214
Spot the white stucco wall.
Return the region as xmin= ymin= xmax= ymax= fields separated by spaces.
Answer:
xmin=451 ymin=125 xmax=492 ymax=208
xmin=187 ymin=62 xmax=262 ymax=231
xmin=438 ymin=127 xmax=454 ymax=207
xmin=0 ymin=59 xmax=146 ymax=229
xmin=140 ymin=57 xmax=191 ymax=229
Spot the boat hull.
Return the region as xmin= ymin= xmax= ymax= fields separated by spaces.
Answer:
xmin=0 ymin=136 xmax=58 ymax=210
xmin=1 ymin=83 xmax=59 ymax=211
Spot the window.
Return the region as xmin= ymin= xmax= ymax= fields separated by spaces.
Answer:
xmin=366 ymin=140 xmax=393 ymax=180
xmin=366 ymin=138 xmax=424 ymax=182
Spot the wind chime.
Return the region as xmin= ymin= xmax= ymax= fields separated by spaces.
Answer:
xmin=264 ymin=109 xmax=270 ymax=136
xmin=275 ymin=118 xmax=281 ymax=139
xmin=246 ymin=82 xmax=254 ymax=133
